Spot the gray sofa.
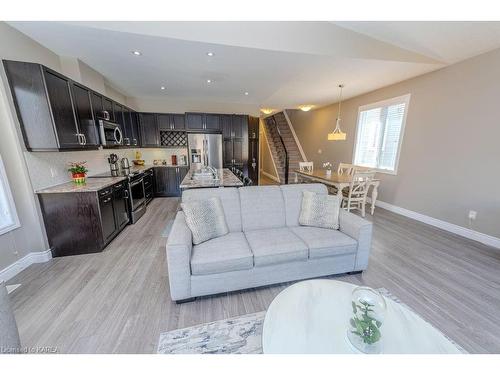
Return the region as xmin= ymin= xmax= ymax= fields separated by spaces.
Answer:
xmin=166 ymin=183 xmax=373 ymax=302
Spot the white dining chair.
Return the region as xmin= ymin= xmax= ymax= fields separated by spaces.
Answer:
xmin=341 ymin=171 xmax=375 ymax=217
xmin=337 ymin=162 xmax=355 ymax=175
xmin=299 ymin=162 xmax=314 ymax=173
xmin=296 ymin=162 xmax=314 ymax=183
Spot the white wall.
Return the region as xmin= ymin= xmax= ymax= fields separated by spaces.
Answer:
xmin=288 ymin=47 xmax=500 ymax=239
xmin=0 ymin=22 xmax=61 ymax=275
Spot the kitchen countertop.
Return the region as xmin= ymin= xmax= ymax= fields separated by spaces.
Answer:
xmin=180 ymin=168 xmax=243 ymax=190
xmin=36 ymin=177 xmax=127 ymax=194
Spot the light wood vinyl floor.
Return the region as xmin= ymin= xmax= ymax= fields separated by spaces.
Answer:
xmin=8 ymin=197 xmax=500 ymax=353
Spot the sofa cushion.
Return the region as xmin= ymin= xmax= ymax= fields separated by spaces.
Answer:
xmin=299 ymin=191 xmax=341 ymax=230
xmin=290 ymin=226 xmax=357 ymax=259
xmin=181 ymin=197 xmax=229 ymax=245
xmin=245 ymin=227 xmax=308 ymax=267
xmin=280 ymin=184 xmax=328 ymax=227
xmin=190 ymin=232 xmax=253 ymax=275
xmin=240 ymin=186 xmax=286 ymax=231
xmin=182 ymin=187 xmax=242 ymax=232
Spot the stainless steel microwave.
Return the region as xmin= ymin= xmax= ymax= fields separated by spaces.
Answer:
xmin=98 ymin=119 xmax=123 ymax=146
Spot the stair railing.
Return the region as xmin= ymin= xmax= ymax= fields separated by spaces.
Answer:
xmin=274 ymin=119 xmax=289 ymax=184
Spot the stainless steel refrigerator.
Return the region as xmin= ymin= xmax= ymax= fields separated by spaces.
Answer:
xmin=187 ymin=133 xmax=223 ymax=170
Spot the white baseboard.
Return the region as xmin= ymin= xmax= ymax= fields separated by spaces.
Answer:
xmin=260 ymin=170 xmax=280 ymax=183
xmin=0 ymin=248 xmax=52 ymax=283
xmin=373 ymin=200 xmax=500 ymax=249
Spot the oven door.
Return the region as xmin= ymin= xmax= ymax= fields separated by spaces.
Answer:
xmin=129 ymin=178 xmax=146 ymax=211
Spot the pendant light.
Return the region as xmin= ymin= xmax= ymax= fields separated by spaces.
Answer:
xmin=328 ymin=84 xmax=347 ymax=141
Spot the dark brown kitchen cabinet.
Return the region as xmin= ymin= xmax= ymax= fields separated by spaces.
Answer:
xmin=231 ymin=115 xmax=246 ymax=138
xmin=185 ymin=113 xmax=204 ymax=131
xmin=113 ymin=102 xmax=124 ymax=129
xmin=157 ymin=114 xmax=172 ymax=131
xmin=103 ymin=97 xmax=114 ymax=121
xmin=159 ymin=113 xmax=185 ymax=130
xmin=122 ymin=107 xmax=140 ymax=147
xmin=205 ymin=114 xmax=221 ymax=131
xmin=130 ymin=112 xmax=141 ymax=146
xmin=38 ymin=183 xmax=130 ymax=257
xmin=90 ymin=92 xmax=103 ymax=119
xmin=3 ymin=60 xmax=97 ymax=151
xmin=154 ymin=167 xmax=188 ymax=197
xmin=223 ymin=115 xmax=248 ymax=172
xmin=71 ymin=82 xmax=100 ymax=147
xmin=171 ymin=114 xmax=185 ymax=130
xmin=99 ymin=190 xmax=116 ymax=243
xmin=185 ymin=113 xmax=221 ymax=132
xmin=112 ymin=181 xmax=129 ymax=231
xmin=139 ymin=113 xmax=159 ymax=147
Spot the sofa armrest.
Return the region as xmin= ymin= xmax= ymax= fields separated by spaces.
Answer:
xmin=339 ymin=210 xmax=373 ymax=271
xmin=166 ymin=211 xmax=193 ymax=301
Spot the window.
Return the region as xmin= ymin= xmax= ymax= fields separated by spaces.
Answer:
xmin=0 ymin=154 xmax=20 ymax=235
xmin=353 ymin=94 xmax=410 ymax=174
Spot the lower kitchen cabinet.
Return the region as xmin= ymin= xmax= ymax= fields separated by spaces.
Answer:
xmin=154 ymin=166 xmax=189 ymax=197
xmin=38 ymin=182 xmax=130 ymax=257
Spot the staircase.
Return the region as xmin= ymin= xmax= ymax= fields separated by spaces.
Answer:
xmin=263 ymin=111 xmax=304 ymax=184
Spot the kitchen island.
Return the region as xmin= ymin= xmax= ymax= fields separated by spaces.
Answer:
xmin=179 ymin=168 xmax=243 ymax=190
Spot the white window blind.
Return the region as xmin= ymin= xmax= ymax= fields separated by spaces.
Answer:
xmin=353 ymin=94 xmax=410 ymax=174
xmin=0 ymin=154 xmax=20 ymax=235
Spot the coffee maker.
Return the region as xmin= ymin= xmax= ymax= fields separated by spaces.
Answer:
xmin=108 ymin=153 xmax=119 ymax=175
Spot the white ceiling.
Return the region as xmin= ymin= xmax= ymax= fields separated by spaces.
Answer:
xmin=8 ymin=21 xmax=500 ymax=113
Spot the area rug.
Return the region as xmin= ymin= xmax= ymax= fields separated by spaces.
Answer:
xmin=157 ymin=288 xmax=466 ymax=354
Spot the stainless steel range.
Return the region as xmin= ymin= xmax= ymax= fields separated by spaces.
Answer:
xmin=89 ymin=169 xmax=146 ymax=224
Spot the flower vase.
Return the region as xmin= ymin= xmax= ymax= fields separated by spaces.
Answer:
xmin=72 ymin=173 xmax=86 ymax=184
xmin=325 ymin=169 xmax=332 ymax=177
xmin=347 ymin=286 xmax=387 ymax=354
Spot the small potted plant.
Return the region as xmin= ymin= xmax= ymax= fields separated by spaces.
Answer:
xmin=68 ymin=161 xmax=88 ymax=184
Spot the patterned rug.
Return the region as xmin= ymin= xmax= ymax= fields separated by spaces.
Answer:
xmin=157 ymin=288 xmax=466 ymax=354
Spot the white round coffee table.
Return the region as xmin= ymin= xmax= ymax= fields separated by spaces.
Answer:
xmin=262 ymin=279 xmax=462 ymax=354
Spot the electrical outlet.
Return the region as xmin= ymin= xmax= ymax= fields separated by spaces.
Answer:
xmin=468 ymin=210 xmax=477 ymax=220
xmin=318 ymin=149 xmax=322 ymax=154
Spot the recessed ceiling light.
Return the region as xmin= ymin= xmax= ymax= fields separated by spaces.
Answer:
xmin=206 ymin=79 xmax=212 ymax=84
xmin=132 ymin=50 xmax=142 ymax=56
xmin=261 ymin=108 xmax=274 ymax=115
xmin=244 ymin=92 xmax=249 ymax=96
xmin=299 ymin=105 xmax=314 ymax=112
xmin=160 ymin=86 xmax=166 ymax=90
xmin=207 ymin=52 xmax=214 ymax=57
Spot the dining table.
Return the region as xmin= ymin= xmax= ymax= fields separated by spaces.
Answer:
xmin=294 ymin=169 xmax=380 ymax=215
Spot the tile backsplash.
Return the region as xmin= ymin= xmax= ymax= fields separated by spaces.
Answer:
xmin=25 ymin=148 xmax=188 ymax=191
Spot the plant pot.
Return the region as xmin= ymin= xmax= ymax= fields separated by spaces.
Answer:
xmin=72 ymin=173 xmax=86 ymax=184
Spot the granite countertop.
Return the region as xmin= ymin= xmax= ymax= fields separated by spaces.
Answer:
xmin=36 ymin=176 xmax=127 ymax=194
xmin=180 ymin=168 xmax=243 ymax=190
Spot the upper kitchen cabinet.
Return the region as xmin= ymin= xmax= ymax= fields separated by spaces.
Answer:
xmin=122 ymin=107 xmax=140 ymax=147
xmin=102 ymin=97 xmax=114 ymax=121
xmin=185 ymin=112 xmax=221 ymax=132
xmin=113 ymin=102 xmax=124 ymax=128
xmin=158 ymin=113 xmax=185 ymax=131
xmin=3 ymin=60 xmax=95 ymax=151
xmin=139 ymin=113 xmax=159 ymax=147
xmin=71 ymin=82 xmax=100 ymax=147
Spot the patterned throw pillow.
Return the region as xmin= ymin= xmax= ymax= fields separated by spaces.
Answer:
xmin=181 ymin=197 xmax=229 ymax=245
xmin=299 ymin=191 xmax=341 ymax=230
